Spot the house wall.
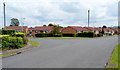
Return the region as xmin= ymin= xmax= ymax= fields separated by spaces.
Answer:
xmin=61 ymin=27 xmax=77 ymax=34
xmin=94 ymin=31 xmax=99 ymax=34
xmin=25 ymin=27 xmax=28 ymax=34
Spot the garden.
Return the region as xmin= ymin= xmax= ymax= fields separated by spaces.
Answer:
xmin=0 ymin=29 xmax=28 ymax=50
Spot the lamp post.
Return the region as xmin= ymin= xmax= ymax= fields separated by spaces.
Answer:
xmin=3 ymin=2 xmax=6 ymax=29
xmin=88 ymin=10 xmax=90 ymax=27
xmin=21 ymin=18 xmax=25 ymax=33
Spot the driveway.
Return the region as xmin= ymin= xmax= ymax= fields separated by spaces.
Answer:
xmin=2 ymin=36 xmax=118 ymax=68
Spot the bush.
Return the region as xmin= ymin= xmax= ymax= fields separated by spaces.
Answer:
xmin=35 ymin=34 xmax=53 ymax=37
xmin=2 ymin=37 xmax=25 ymax=49
xmin=53 ymin=34 xmax=62 ymax=37
xmin=11 ymin=33 xmax=26 ymax=38
xmin=0 ymin=29 xmax=15 ymax=35
xmin=96 ymin=33 xmax=103 ymax=37
xmin=62 ymin=34 xmax=75 ymax=37
xmin=22 ymin=37 xmax=28 ymax=44
xmin=77 ymin=32 xmax=94 ymax=37
xmin=0 ymin=35 xmax=10 ymax=37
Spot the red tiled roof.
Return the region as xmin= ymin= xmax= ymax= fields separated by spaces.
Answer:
xmin=110 ymin=28 xmax=118 ymax=32
xmin=83 ymin=27 xmax=103 ymax=31
xmin=93 ymin=28 xmax=102 ymax=31
xmin=29 ymin=26 xmax=53 ymax=31
xmin=69 ymin=26 xmax=88 ymax=31
xmin=103 ymin=28 xmax=112 ymax=32
xmin=5 ymin=26 xmax=28 ymax=30
xmin=83 ymin=27 xmax=93 ymax=31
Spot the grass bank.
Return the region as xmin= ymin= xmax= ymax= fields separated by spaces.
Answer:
xmin=107 ymin=44 xmax=119 ymax=68
xmin=28 ymin=40 xmax=39 ymax=46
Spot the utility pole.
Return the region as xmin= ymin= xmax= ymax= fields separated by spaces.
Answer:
xmin=88 ymin=10 xmax=90 ymax=27
xmin=21 ymin=18 xmax=25 ymax=33
xmin=3 ymin=2 xmax=6 ymax=29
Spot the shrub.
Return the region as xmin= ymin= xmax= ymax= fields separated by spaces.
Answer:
xmin=53 ymin=34 xmax=62 ymax=37
xmin=0 ymin=35 xmax=10 ymax=37
xmin=96 ymin=33 xmax=103 ymax=37
xmin=35 ymin=34 xmax=53 ymax=37
xmin=22 ymin=37 xmax=28 ymax=44
xmin=11 ymin=33 xmax=26 ymax=38
xmin=62 ymin=34 xmax=75 ymax=37
xmin=2 ymin=37 xmax=25 ymax=49
xmin=0 ymin=29 xmax=15 ymax=35
xmin=77 ymin=32 xmax=94 ymax=37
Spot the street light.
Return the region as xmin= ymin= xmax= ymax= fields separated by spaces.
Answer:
xmin=21 ymin=18 xmax=25 ymax=33
xmin=3 ymin=2 xmax=6 ymax=29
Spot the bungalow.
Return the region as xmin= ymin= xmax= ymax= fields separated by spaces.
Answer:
xmin=84 ymin=27 xmax=102 ymax=35
xmin=61 ymin=26 xmax=89 ymax=34
xmin=110 ymin=28 xmax=118 ymax=34
xmin=5 ymin=26 xmax=28 ymax=34
xmin=28 ymin=26 xmax=54 ymax=35
xmin=102 ymin=28 xmax=115 ymax=35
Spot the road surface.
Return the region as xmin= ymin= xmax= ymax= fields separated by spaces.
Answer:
xmin=2 ymin=36 xmax=118 ymax=68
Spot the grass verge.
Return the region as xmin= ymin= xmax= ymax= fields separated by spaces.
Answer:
xmin=33 ymin=37 xmax=94 ymax=39
xmin=0 ymin=52 xmax=15 ymax=58
xmin=107 ymin=44 xmax=119 ymax=68
xmin=28 ymin=40 xmax=39 ymax=46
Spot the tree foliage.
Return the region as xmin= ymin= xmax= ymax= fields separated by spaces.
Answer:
xmin=51 ymin=25 xmax=62 ymax=36
xmin=102 ymin=25 xmax=107 ymax=28
xmin=43 ymin=25 xmax=47 ymax=27
xmin=48 ymin=23 xmax=54 ymax=26
xmin=10 ymin=18 xmax=20 ymax=26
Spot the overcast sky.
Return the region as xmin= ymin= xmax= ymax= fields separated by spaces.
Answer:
xmin=0 ymin=0 xmax=119 ymax=28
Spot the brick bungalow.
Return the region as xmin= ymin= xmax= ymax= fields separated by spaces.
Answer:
xmin=61 ymin=26 xmax=89 ymax=34
xmin=110 ymin=28 xmax=118 ymax=34
xmin=84 ymin=27 xmax=102 ymax=35
xmin=5 ymin=26 xmax=28 ymax=34
xmin=102 ymin=28 xmax=115 ymax=35
xmin=28 ymin=26 xmax=54 ymax=35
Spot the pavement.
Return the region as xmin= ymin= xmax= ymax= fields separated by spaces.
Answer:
xmin=2 ymin=36 xmax=118 ymax=68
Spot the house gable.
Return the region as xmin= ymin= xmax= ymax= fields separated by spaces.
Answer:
xmin=61 ymin=27 xmax=77 ymax=34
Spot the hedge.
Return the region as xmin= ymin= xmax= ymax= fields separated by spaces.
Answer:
xmin=0 ymin=29 xmax=15 ymax=35
xmin=96 ymin=33 xmax=103 ymax=37
xmin=2 ymin=37 xmax=25 ymax=49
xmin=77 ymin=32 xmax=94 ymax=37
xmin=62 ymin=34 xmax=75 ymax=37
xmin=35 ymin=34 xmax=53 ymax=37
xmin=0 ymin=35 xmax=10 ymax=37
xmin=11 ymin=33 xmax=26 ymax=38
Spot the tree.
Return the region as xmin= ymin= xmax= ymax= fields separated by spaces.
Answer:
xmin=101 ymin=25 xmax=107 ymax=35
xmin=51 ymin=25 xmax=61 ymax=37
xmin=43 ymin=25 xmax=46 ymax=27
xmin=10 ymin=18 xmax=20 ymax=26
xmin=48 ymin=23 xmax=54 ymax=26
xmin=102 ymin=25 xmax=107 ymax=28
xmin=118 ymin=26 xmax=120 ymax=29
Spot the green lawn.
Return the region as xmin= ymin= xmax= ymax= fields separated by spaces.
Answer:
xmin=28 ymin=40 xmax=39 ymax=46
xmin=107 ymin=44 xmax=119 ymax=68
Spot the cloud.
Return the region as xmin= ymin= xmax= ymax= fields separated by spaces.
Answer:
xmin=0 ymin=0 xmax=119 ymax=28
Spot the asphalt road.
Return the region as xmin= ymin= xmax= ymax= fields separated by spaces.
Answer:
xmin=2 ymin=36 xmax=118 ymax=68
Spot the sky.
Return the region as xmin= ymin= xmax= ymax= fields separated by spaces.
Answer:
xmin=0 ymin=0 xmax=119 ymax=28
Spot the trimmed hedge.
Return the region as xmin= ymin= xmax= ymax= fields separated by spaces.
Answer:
xmin=2 ymin=37 xmax=25 ymax=49
xmin=77 ymin=32 xmax=94 ymax=37
xmin=35 ymin=34 xmax=53 ymax=37
xmin=0 ymin=35 xmax=10 ymax=37
xmin=0 ymin=29 xmax=15 ymax=35
xmin=62 ymin=34 xmax=75 ymax=37
xmin=11 ymin=33 xmax=26 ymax=38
